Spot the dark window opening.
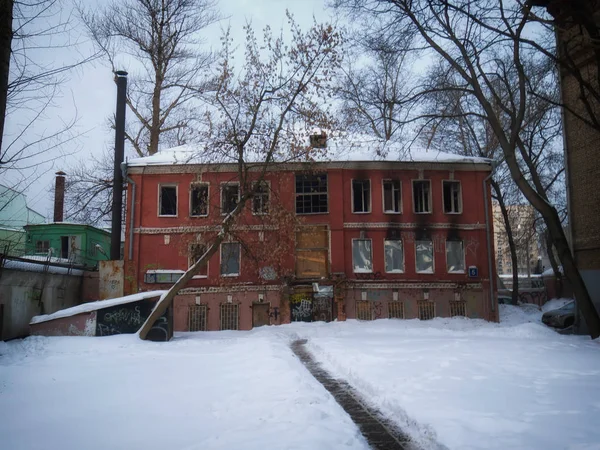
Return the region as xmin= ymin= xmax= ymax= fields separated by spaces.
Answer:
xmin=413 ymin=180 xmax=431 ymax=213
xmin=253 ymin=182 xmax=269 ymax=215
xmin=61 ymin=236 xmax=69 ymax=259
xmin=160 ymin=185 xmax=177 ymax=216
xmin=296 ymin=174 xmax=328 ymax=214
xmin=221 ymin=184 xmax=239 ymax=215
xmin=383 ymin=179 xmax=401 ymax=213
xmin=190 ymin=184 xmax=208 ymax=216
xmin=189 ymin=243 xmax=208 ymax=276
xmin=352 ymin=179 xmax=371 ymax=213
xmin=443 ymin=181 xmax=461 ymax=213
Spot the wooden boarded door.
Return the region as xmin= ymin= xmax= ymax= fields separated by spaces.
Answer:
xmin=295 ymin=226 xmax=328 ymax=278
xmin=252 ymin=303 xmax=270 ymax=328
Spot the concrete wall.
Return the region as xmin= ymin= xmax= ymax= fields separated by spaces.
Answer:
xmin=30 ymin=311 xmax=97 ymax=337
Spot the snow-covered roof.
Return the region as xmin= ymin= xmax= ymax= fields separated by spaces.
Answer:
xmin=126 ymin=137 xmax=492 ymax=168
xmin=30 ymin=291 xmax=167 ymax=325
xmin=3 ymin=259 xmax=84 ymax=276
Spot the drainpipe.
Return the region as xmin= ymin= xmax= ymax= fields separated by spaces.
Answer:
xmin=483 ymin=166 xmax=496 ymax=316
xmin=121 ymin=161 xmax=135 ymax=261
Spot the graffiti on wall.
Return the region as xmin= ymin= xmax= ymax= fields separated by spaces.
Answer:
xmin=373 ymin=301 xmax=383 ymax=319
xmin=466 ymin=237 xmax=480 ymax=258
xmin=95 ymin=300 xmax=169 ymax=340
xmin=290 ymin=294 xmax=313 ymax=322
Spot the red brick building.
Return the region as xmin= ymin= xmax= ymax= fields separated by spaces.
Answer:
xmin=123 ymin=141 xmax=498 ymax=331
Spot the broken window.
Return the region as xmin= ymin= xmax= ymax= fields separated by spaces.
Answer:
xmin=252 ymin=181 xmax=269 ymax=215
xmin=35 ymin=240 xmax=50 ymax=253
xmin=384 ymin=239 xmax=404 ymax=273
xmin=352 ymin=239 xmax=373 ymax=273
xmin=221 ymin=184 xmax=239 ymax=215
xmin=383 ymin=179 xmax=401 ymax=213
xmin=296 ymin=174 xmax=328 ymax=214
xmin=189 ymin=243 xmax=208 ymax=276
xmin=220 ymin=303 xmax=239 ymax=330
xmin=190 ymin=184 xmax=209 ymax=216
xmin=352 ymin=179 xmax=371 ymax=213
xmin=446 ymin=240 xmax=465 ymax=273
xmin=416 ymin=239 xmax=434 ymax=273
xmin=159 ymin=185 xmax=177 ymax=216
xmin=413 ymin=180 xmax=431 ymax=213
xmin=220 ymin=242 xmax=240 ymax=276
xmin=443 ymin=181 xmax=462 ymax=213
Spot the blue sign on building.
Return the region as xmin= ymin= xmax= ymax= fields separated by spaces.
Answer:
xmin=468 ymin=266 xmax=478 ymax=278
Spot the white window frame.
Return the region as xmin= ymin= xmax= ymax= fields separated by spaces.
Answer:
xmin=189 ymin=182 xmax=210 ymax=217
xmin=412 ymin=180 xmax=432 ymax=214
xmin=295 ymin=173 xmax=329 ymax=215
xmin=220 ymin=182 xmax=240 ymax=216
xmin=384 ymin=238 xmax=404 ymax=273
xmin=351 ymin=179 xmax=371 ymax=214
xmin=415 ymin=239 xmax=435 ymax=274
xmin=220 ymin=242 xmax=241 ymax=277
xmin=158 ymin=184 xmax=178 ymax=217
xmin=446 ymin=240 xmax=466 ymax=273
xmin=382 ymin=179 xmax=402 ymax=214
xmin=352 ymin=238 xmax=373 ymax=273
xmin=188 ymin=243 xmax=209 ymax=278
xmin=252 ymin=180 xmax=270 ymax=216
xmin=442 ymin=180 xmax=462 ymax=214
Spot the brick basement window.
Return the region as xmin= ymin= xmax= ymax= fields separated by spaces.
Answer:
xmin=188 ymin=305 xmax=208 ymax=331
xmin=220 ymin=303 xmax=239 ymax=330
xmin=450 ymin=301 xmax=467 ymax=317
xmin=356 ymin=300 xmax=372 ymax=320
xmin=418 ymin=301 xmax=435 ymax=320
xmin=388 ymin=301 xmax=404 ymax=319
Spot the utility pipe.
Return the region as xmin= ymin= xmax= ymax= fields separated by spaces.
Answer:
xmin=483 ymin=166 xmax=496 ymax=315
xmin=121 ymin=161 xmax=136 ymax=261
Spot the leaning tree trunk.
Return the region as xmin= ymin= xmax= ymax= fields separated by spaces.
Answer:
xmin=491 ymin=180 xmax=520 ymax=305
xmin=0 ymin=0 xmax=13 ymax=153
xmin=544 ymin=228 xmax=563 ymax=298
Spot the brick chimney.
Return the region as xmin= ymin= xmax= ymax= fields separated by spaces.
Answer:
xmin=54 ymin=171 xmax=66 ymax=222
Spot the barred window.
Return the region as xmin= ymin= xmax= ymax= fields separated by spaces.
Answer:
xmin=159 ymin=185 xmax=177 ymax=216
xmin=188 ymin=305 xmax=207 ymax=331
xmin=352 ymin=239 xmax=373 ymax=273
xmin=413 ymin=180 xmax=431 ymax=213
xmin=252 ymin=181 xmax=269 ymax=215
xmin=450 ymin=301 xmax=467 ymax=317
xmin=352 ymin=179 xmax=371 ymax=213
xmin=383 ymin=180 xmax=401 ymax=213
xmin=446 ymin=240 xmax=465 ymax=273
xmin=220 ymin=303 xmax=239 ymax=330
xmin=443 ymin=181 xmax=462 ymax=214
xmin=388 ymin=302 xmax=404 ymax=319
xmin=384 ymin=239 xmax=404 ymax=273
xmin=190 ymin=184 xmax=209 ymax=217
xmin=296 ymin=174 xmax=328 ymax=214
xmin=221 ymin=184 xmax=239 ymax=215
xmin=416 ymin=239 xmax=434 ymax=273
xmin=418 ymin=301 xmax=435 ymax=320
xmin=356 ymin=301 xmax=372 ymax=320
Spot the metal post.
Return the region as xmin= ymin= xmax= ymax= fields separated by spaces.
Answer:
xmin=111 ymin=71 xmax=128 ymax=260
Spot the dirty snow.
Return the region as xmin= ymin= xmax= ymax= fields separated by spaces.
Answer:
xmin=2 ymin=304 xmax=600 ymax=450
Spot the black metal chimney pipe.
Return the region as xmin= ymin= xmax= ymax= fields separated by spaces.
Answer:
xmin=110 ymin=70 xmax=128 ymax=260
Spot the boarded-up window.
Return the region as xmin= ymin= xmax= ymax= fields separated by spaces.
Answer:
xmin=388 ymin=302 xmax=404 ymax=319
xmin=352 ymin=239 xmax=373 ymax=273
xmin=446 ymin=240 xmax=465 ymax=273
xmin=356 ymin=300 xmax=372 ymax=320
xmin=416 ymin=240 xmax=434 ymax=273
xmin=221 ymin=242 xmax=240 ymax=276
xmin=296 ymin=226 xmax=328 ymax=278
xmin=220 ymin=303 xmax=239 ymax=330
xmin=159 ymin=185 xmax=177 ymax=216
xmin=384 ymin=239 xmax=404 ymax=273
xmin=443 ymin=181 xmax=461 ymax=214
xmin=383 ymin=180 xmax=401 ymax=213
xmin=252 ymin=181 xmax=269 ymax=215
xmin=190 ymin=184 xmax=209 ymax=216
xmin=188 ymin=305 xmax=207 ymax=331
xmin=418 ymin=301 xmax=435 ymax=320
xmin=296 ymin=174 xmax=328 ymax=214
xmin=450 ymin=301 xmax=467 ymax=317
xmin=352 ymin=179 xmax=371 ymax=213
xmin=221 ymin=184 xmax=239 ymax=214
xmin=413 ymin=180 xmax=431 ymax=213
xmin=189 ymin=243 xmax=208 ymax=276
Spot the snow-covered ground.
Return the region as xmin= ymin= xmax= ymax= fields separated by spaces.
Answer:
xmin=1 ymin=303 xmax=599 ymax=450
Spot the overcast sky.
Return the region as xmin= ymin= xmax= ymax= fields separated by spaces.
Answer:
xmin=5 ymin=0 xmax=336 ymax=221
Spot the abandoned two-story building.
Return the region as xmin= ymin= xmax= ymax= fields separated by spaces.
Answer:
xmin=122 ymin=137 xmax=497 ymax=331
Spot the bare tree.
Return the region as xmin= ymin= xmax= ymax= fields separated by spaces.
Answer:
xmin=335 ymin=0 xmax=600 ymax=338
xmin=137 ymin=15 xmax=342 ymax=339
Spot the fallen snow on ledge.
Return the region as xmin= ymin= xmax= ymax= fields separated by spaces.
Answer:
xmin=29 ymin=291 xmax=167 ymax=324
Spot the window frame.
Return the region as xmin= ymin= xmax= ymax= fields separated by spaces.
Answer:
xmin=220 ymin=182 xmax=240 ymax=216
xmin=445 ymin=239 xmax=466 ymax=274
xmin=415 ymin=239 xmax=435 ymax=274
xmin=412 ymin=179 xmax=432 ymax=214
xmin=382 ymin=179 xmax=402 ymax=214
xmin=252 ymin=180 xmax=270 ymax=216
xmin=384 ymin=238 xmax=404 ymax=273
xmin=189 ymin=182 xmax=210 ymax=217
xmin=220 ymin=242 xmax=241 ymax=277
xmin=158 ymin=183 xmax=178 ymax=217
xmin=188 ymin=242 xmax=209 ymax=278
xmin=35 ymin=240 xmax=50 ymax=253
xmin=351 ymin=238 xmax=373 ymax=273
xmin=295 ymin=173 xmax=329 ymax=215
xmin=351 ymin=178 xmax=372 ymax=214
xmin=442 ymin=180 xmax=462 ymax=214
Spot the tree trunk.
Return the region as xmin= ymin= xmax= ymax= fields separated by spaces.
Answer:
xmin=491 ymin=180 xmax=520 ymax=305
xmin=544 ymin=228 xmax=563 ymax=298
xmin=0 ymin=0 xmax=13 ymax=154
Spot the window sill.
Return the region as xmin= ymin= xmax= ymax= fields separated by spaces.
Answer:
xmin=221 ymin=274 xmax=240 ymax=277
xmin=448 ymin=270 xmax=465 ymax=274
xmin=413 ymin=211 xmax=432 ymax=215
xmin=192 ymin=275 xmax=208 ymax=279
xmin=353 ymin=269 xmax=373 ymax=273
xmin=352 ymin=211 xmax=372 ymax=214
xmin=296 ymin=212 xmax=329 ymax=215
xmin=385 ymin=270 xmax=405 ymax=274
xmin=444 ymin=212 xmax=463 ymax=215
xmin=190 ymin=214 xmax=209 ymax=218
xmin=384 ymin=211 xmax=402 ymax=215
xmin=158 ymin=214 xmax=178 ymax=218
xmin=416 ymin=270 xmax=435 ymax=274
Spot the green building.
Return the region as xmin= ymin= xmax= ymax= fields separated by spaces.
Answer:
xmin=24 ymin=223 xmax=111 ymax=268
xmin=0 ymin=185 xmax=45 ymax=256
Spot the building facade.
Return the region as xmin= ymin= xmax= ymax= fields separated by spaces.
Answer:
xmin=123 ymin=146 xmax=498 ymax=331
xmin=0 ymin=184 xmax=45 ymax=256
